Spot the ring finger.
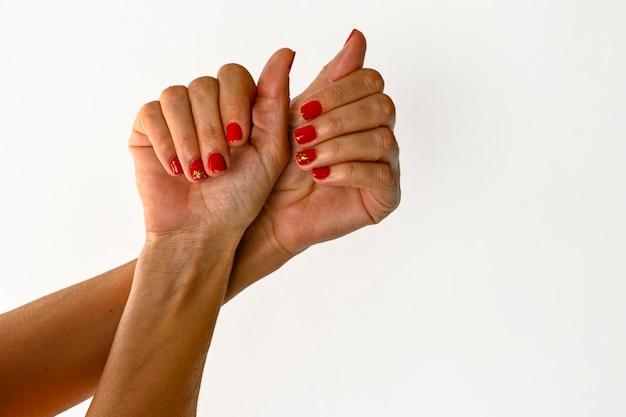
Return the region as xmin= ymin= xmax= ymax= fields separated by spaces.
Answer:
xmin=295 ymin=126 xmax=398 ymax=169
xmin=160 ymin=85 xmax=207 ymax=182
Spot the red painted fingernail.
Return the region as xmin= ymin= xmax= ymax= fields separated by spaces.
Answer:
xmin=190 ymin=159 xmax=208 ymax=181
xmin=294 ymin=125 xmax=317 ymax=145
xmin=170 ymin=156 xmax=183 ymax=175
xmin=208 ymin=152 xmax=227 ymax=174
xmin=344 ymin=29 xmax=357 ymax=46
xmin=289 ymin=50 xmax=296 ymax=71
xmin=226 ymin=123 xmax=243 ymax=143
xmin=296 ymin=148 xmax=316 ymax=166
xmin=301 ymin=100 xmax=322 ymax=121
xmin=312 ymin=166 xmax=330 ymax=180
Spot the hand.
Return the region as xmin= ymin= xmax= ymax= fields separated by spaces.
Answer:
xmin=227 ymin=30 xmax=400 ymax=295
xmin=128 ymin=49 xmax=295 ymax=241
xmin=266 ymin=31 xmax=399 ymax=251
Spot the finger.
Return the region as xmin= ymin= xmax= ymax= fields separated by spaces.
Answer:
xmin=311 ymin=161 xmax=401 ymax=220
xmin=295 ymin=127 xmax=398 ymax=170
xmin=293 ymin=92 xmax=396 ymax=148
xmin=311 ymin=160 xmax=396 ymax=188
xmin=160 ymin=85 xmax=208 ymax=182
xmin=130 ymin=101 xmax=183 ymax=176
xmin=289 ymin=68 xmax=385 ymax=125
xmin=250 ymin=48 xmax=296 ymax=179
xmin=217 ymin=64 xmax=256 ymax=147
xmin=291 ymin=29 xmax=367 ymax=112
xmin=186 ymin=76 xmax=231 ymax=177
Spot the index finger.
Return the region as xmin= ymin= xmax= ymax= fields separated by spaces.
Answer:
xmin=288 ymin=68 xmax=385 ymax=127
xmin=217 ymin=63 xmax=256 ymax=147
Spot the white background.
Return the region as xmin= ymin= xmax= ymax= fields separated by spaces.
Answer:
xmin=1 ymin=0 xmax=625 ymax=416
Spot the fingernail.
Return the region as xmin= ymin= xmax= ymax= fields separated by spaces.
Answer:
xmin=344 ymin=29 xmax=357 ymax=46
xmin=190 ymin=159 xmax=208 ymax=181
xmin=312 ymin=166 xmax=330 ymax=180
xmin=296 ymin=148 xmax=317 ymax=165
xmin=170 ymin=156 xmax=183 ymax=175
xmin=294 ymin=125 xmax=317 ymax=145
xmin=301 ymin=100 xmax=323 ymax=121
xmin=226 ymin=122 xmax=243 ymax=143
xmin=208 ymin=152 xmax=227 ymax=174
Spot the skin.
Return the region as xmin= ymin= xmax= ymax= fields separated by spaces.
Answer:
xmin=87 ymin=47 xmax=296 ymax=417
xmin=0 ymin=30 xmax=400 ymax=416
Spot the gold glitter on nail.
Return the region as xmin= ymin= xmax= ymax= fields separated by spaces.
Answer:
xmin=193 ymin=170 xmax=208 ymax=180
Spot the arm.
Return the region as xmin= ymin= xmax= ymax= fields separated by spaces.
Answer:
xmin=0 ymin=261 xmax=135 ymax=416
xmin=85 ymin=239 xmax=235 ymax=416
xmin=86 ymin=48 xmax=294 ymax=416
xmin=0 ymin=30 xmax=399 ymax=416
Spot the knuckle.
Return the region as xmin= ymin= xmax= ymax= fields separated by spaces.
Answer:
xmin=361 ymin=68 xmax=385 ymax=92
xmin=187 ymin=76 xmax=217 ymax=98
xmin=374 ymin=93 xmax=396 ymax=121
xmin=374 ymin=127 xmax=399 ymax=156
xmin=218 ymin=63 xmax=248 ymax=78
xmin=140 ymin=101 xmax=162 ymax=120
xmin=160 ymin=85 xmax=188 ymax=105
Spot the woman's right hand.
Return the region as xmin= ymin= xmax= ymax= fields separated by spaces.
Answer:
xmin=129 ymin=49 xmax=295 ymax=245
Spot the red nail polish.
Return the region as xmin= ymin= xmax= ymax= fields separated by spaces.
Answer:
xmin=208 ymin=152 xmax=227 ymax=173
xmin=296 ymin=148 xmax=316 ymax=165
xmin=190 ymin=159 xmax=208 ymax=181
xmin=289 ymin=50 xmax=296 ymax=71
xmin=301 ymin=100 xmax=322 ymax=121
xmin=312 ymin=166 xmax=330 ymax=180
xmin=226 ymin=123 xmax=243 ymax=143
xmin=170 ymin=156 xmax=183 ymax=175
xmin=344 ymin=29 xmax=357 ymax=46
xmin=294 ymin=125 xmax=317 ymax=145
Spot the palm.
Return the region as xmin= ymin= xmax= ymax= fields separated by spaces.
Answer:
xmin=262 ymin=146 xmax=378 ymax=254
xmin=130 ymin=141 xmax=285 ymax=236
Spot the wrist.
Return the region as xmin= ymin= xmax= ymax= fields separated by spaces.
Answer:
xmin=137 ymin=231 xmax=241 ymax=291
xmin=225 ymin=214 xmax=301 ymax=301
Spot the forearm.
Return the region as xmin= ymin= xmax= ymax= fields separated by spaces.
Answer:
xmin=226 ymin=212 xmax=295 ymax=302
xmin=86 ymin=236 xmax=236 ymax=416
xmin=0 ymin=261 xmax=135 ymax=417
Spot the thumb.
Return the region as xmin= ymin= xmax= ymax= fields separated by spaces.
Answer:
xmin=249 ymin=48 xmax=296 ymax=175
xmin=294 ymin=29 xmax=367 ymax=102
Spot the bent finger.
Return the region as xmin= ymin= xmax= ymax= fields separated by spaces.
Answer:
xmin=160 ymin=85 xmax=208 ymax=182
xmin=217 ymin=64 xmax=256 ymax=146
xmin=290 ymin=68 xmax=385 ymax=125
xmin=187 ymin=76 xmax=230 ymax=177
xmin=130 ymin=101 xmax=182 ymax=176
xmin=295 ymin=127 xmax=398 ymax=170
xmin=311 ymin=161 xmax=401 ymax=222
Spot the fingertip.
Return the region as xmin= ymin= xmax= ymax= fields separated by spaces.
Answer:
xmin=312 ymin=166 xmax=331 ymax=180
xmin=169 ymin=156 xmax=183 ymax=176
xmin=189 ymin=159 xmax=209 ymax=182
xmin=207 ymin=152 xmax=228 ymax=176
xmin=226 ymin=122 xmax=244 ymax=145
